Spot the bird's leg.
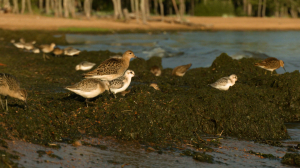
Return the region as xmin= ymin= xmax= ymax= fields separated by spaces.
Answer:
xmin=85 ymin=99 xmax=89 ymax=107
xmin=265 ymin=71 xmax=267 ymax=75
xmin=113 ymin=93 xmax=117 ymax=99
xmin=0 ymin=96 xmax=4 ymax=110
xmin=5 ymin=96 xmax=8 ymax=111
xmin=24 ymin=101 xmax=27 ymax=110
xmin=43 ymin=53 xmax=46 ymax=61
xmin=271 ymin=71 xmax=273 ymax=76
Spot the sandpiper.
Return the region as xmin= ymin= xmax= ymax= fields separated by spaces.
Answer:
xmin=150 ymin=83 xmax=160 ymax=90
xmin=52 ymin=47 xmax=64 ymax=57
xmin=64 ymin=47 xmax=81 ymax=56
xmin=0 ymin=73 xmax=27 ymax=111
xmin=254 ymin=57 xmax=286 ymax=76
xmin=65 ymin=79 xmax=109 ymax=107
xmin=32 ymin=48 xmax=40 ymax=54
xmin=209 ymin=74 xmax=238 ymax=91
xmin=108 ymin=70 xmax=135 ymax=98
xmin=40 ymin=43 xmax=56 ymax=61
xmin=23 ymin=41 xmax=36 ymax=51
xmin=150 ymin=66 xmax=161 ymax=76
xmin=172 ymin=63 xmax=192 ymax=77
xmin=83 ymin=50 xmax=138 ymax=80
xmin=75 ymin=61 xmax=96 ymax=71
xmin=10 ymin=39 xmax=24 ymax=49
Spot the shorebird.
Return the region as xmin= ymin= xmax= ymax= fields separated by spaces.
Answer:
xmin=31 ymin=48 xmax=40 ymax=54
xmin=65 ymin=79 xmax=109 ymax=107
xmin=172 ymin=63 xmax=192 ymax=77
xmin=150 ymin=66 xmax=161 ymax=76
xmin=108 ymin=70 xmax=135 ymax=98
xmin=254 ymin=57 xmax=286 ymax=76
xmin=83 ymin=50 xmax=138 ymax=80
xmin=10 ymin=39 xmax=24 ymax=49
xmin=40 ymin=43 xmax=56 ymax=61
xmin=23 ymin=41 xmax=36 ymax=51
xmin=0 ymin=73 xmax=27 ymax=111
xmin=64 ymin=47 xmax=81 ymax=56
xmin=75 ymin=61 xmax=96 ymax=71
xmin=209 ymin=74 xmax=238 ymax=91
xmin=52 ymin=47 xmax=63 ymax=57
xmin=150 ymin=83 xmax=160 ymax=90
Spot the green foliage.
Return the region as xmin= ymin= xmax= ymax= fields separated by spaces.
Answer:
xmin=194 ymin=0 xmax=235 ymax=16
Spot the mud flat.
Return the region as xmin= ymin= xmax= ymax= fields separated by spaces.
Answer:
xmin=0 ymin=30 xmax=300 ymax=167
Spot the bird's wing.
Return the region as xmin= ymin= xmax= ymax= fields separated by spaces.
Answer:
xmin=211 ymin=77 xmax=229 ymax=87
xmin=84 ymin=58 xmax=123 ymax=76
xmin=109 ymin=76 xmax=125 ymax=89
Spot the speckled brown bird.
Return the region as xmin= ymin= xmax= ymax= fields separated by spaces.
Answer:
xmin=52 ymin=47 xmax=63 ymax=57
xmin=0 ymin=73 xmax=27 ymax=111
xmin=150 ymin=66 xmax=161 ymax=76
xmin=254 ymin=57 xmax=286 ymax=76
xmin=172 ymin=63 xmax=192 ymax=77
xmin=83 ymin=50 xmax=137 ymax=80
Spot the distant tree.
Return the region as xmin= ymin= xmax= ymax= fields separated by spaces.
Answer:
xmin=257 ymin=0 xmax=262 ymax=17
xmin=46 ymin=0 xmax=50 ymax=14
xmin=12 ymin=0 xmax=19 ymax=14
xmin=179 ymin=0 xmax=185 ymax=17
xmin=135 ymin=0 xmax=140 ymax=23
xmin=140 ymin=0 xmax=147 ymax=24
xmin=84 ymin=0 xmax=93 ymax=18
xmin=171 ymin=0 xmax=181 ymax=21
xmin=159 ymin=0 xmax=164 ymax=21
xmin=154 ymin=0 xmax=158 ymax=15
xmin=130 ymin=0 xmax=135 ymax=12
xmin=21 ymin=0 xmax=33 ymax=14
xmin=112 ymin=0 xmax=123 ymax=19
xmin=64 ymin=0 xmax=70 ymax=17
xmin=69 ymin=0 xmax=76 ymax=18
xmin=262 ymin=0 xmax=266 ymax=17
xmin=39 ymin=0 xmax=43 ymax=12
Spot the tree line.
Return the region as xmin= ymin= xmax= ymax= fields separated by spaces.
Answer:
xmin=1 ymin=0 xmax=300 ymax=20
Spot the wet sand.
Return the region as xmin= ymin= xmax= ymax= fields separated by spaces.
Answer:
xmin=1 ymin=14 xmax=300 ymax=31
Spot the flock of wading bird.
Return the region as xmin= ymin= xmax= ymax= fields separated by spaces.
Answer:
xmin=0 ymin=39 xmax=287 ymax=109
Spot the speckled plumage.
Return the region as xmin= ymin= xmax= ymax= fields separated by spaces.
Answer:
xmin=76 ymin=61 xmax=96 ymax=71
xmin=172 ymin=63 xmax=192 ymax=77
xmin=109 ymin=70 xmax=135 ymax=98
xmin=65 ymin=79 xmax=109 ymax=107
xmin=83 ymin=50 xmax=137 ymax=80
xmin=255 ymin=57 xmax=286 ymax=75
xmin=210 ymin=74 xmax=238 ymax=91
xmin=150 ymin=66 xmax=161 ymax=76
xmin=0 ymin=73 xmax=27 ymax=111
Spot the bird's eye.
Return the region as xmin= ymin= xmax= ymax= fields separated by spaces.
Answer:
xmin=129 ymin=52 xmax=132 ymax=54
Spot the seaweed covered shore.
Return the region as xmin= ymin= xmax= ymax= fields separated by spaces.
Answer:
xmin=0 ymin=30 xmax=300 ymax=165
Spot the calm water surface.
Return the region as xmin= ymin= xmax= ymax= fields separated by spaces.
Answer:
xmin=63 ymin=31 xmax=300 ymax=74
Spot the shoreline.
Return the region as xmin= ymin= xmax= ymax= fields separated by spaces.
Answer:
xmin=2 ymin=14 xmax=300 ymax=32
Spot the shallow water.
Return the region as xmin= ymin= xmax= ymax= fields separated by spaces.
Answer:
xmin=9 ymin=123 xmax=300 ymax=168
xmin=63 ymin=31 xmax=300 ymax=74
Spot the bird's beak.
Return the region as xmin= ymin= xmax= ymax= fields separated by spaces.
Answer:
xmin=283 ymin=66 xmax=286 ymax=72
